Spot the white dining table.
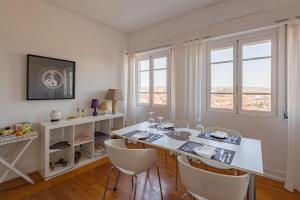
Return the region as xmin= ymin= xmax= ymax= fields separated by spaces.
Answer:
xmin=111 ymin=122 xmax=263 ymax=200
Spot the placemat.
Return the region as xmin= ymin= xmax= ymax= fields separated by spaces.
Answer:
xmin=122 ymin=130 xmax=164 ymax=143
xmin=197 ymin=131 xmax=241 ymax=145
xmin=165 ymin=131 xmax=191 ymax=141
xmin=177 ymin=141 xmax=235 ymax=165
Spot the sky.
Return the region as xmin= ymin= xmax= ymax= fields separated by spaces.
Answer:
xmin=137 ymin=40 xmax=272 ymax=92
xmin=211 ymin=41 xmax=272 ymax=91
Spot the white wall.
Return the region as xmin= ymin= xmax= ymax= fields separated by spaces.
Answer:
xmin=0 ymin=0 xmax=127 ymax=181
xmin=128 ymin=0 xmax=300 ymax=181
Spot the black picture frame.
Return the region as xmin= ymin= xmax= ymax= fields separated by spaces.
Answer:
xmin=26 ymin=54 xmax=76 ymax=100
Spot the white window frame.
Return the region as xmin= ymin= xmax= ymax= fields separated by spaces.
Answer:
xmin=206 ymin=30 xmax=278 ymax=116
xmin=207 ymin=40 xmax=238 ymax=113
xmin=135 ymin=49 xmax=171 ymax=107
xmin=238 ymin=34 xmax=277 ymax=116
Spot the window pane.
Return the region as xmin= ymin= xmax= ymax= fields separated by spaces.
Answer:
xmin=138 ymin=60 xmax=150 ymax=71
xmin=243 ymin=40 xmax=271 ymax=59
xmin=211 ymin=47 xmax=233 ymax=63
xmin=138 ymin=71 xmax=149 ymax=92
xmin=242 ymin=94 xmax=271 ymax=112
xmin=242 ymin=58 xmax=271 ymax=93
xmin=211 ymin=62 xmax=233 ymax=93
xmin=154 ymin=57 xmax=167 ymax=69
xmin=211 ymin=94 xmax=233 ymax=109
xmin=154 ymin=69 xmax=167 ymax=92
xmin=138 ymin=93 xmax=150 ymax=104
xmin=153 ymin=93 xmax=167 ymax=105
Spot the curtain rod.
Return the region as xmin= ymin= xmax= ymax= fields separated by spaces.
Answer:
xmin=128 ymin=17 xmax=299 ymax=55
xmin=132 ymin=44 xmax=172 ymax=55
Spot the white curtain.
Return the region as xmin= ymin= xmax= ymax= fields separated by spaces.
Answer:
xmin=171 ymin=41 xmax=203 ymax=127
xmin=126 ymin=54 xmax=136 ymax=125
xmin=285 ymin=22 xmax=300 ymax=192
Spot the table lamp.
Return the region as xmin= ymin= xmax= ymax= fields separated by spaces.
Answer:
xmin=90 ymin=99 xmax=99 ymax=116
xmin=98 ymin=101 xmax=109 ymax=115
xmin=105 ymin=89 xmax=123 ymax=114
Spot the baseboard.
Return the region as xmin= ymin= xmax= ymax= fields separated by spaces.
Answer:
xmin=263 ymin=167 xmax=286 ymax=182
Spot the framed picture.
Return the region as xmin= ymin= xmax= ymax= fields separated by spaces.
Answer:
xmin=27 ymin=54 xmax=76 ymax=100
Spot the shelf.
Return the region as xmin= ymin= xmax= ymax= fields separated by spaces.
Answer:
xmin=49 ymin=164 xmax=73 ymax=177
xmin=74 ymin=139 xmax=94 ymax=146
xmin=40 ymin=113 xmax=124 ymax=180
xmin=49 ymin=146 xmax=73 ymax=154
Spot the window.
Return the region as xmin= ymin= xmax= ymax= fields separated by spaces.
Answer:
xmin=136 ymin=50 xmax=170 ymax=106
xmin=207 ymin=31 xmax=277 ymax=115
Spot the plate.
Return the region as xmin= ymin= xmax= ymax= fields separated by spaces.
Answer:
xmin=211 ymin=131 xmax=228 ymax=139
xmin=132 ymin=132 xmax=150 ymax=139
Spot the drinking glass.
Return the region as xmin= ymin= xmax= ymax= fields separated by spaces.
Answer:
xmin=148 ymin=112 xmax=155 ymax=126
xmin=157 ymin=116 xmax=164 ymax=131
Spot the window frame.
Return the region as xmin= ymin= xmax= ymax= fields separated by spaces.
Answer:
xmin=237 ymin=34 xmax=277 ymax=116
xmin=206 ymin=40 xmax=238 ymax=113
xmin=135 ymin=49 xmax=171 ymax=107
xmin=206 ymin=30 xmax=278 ymax=116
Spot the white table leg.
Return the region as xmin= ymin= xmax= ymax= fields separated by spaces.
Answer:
xmin=247 ymin=173 xmax=256 ymax=200
xmin=0 ymin=139 xmax=34 ymax=184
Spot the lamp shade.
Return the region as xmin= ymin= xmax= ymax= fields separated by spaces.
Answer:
xmin=90 ymin=99 xmax=99 ymax=108
xmin=105 ymin=89 xmax=123 ymax=101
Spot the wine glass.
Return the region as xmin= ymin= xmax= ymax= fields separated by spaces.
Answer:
xmin=157 ymin=116 xmax=164 ymax=131
xmin=148 ymin=112 xmax=155 ymax=126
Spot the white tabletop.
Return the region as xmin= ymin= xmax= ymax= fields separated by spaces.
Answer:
xmin=112 ymin=122 xmax=264 ymax=176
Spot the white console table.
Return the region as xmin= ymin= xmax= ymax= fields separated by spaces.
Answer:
xmin=0 ymin=131 xmax=38 ymax=184
xmin=39 ymin=113 xmax=125 ymax=180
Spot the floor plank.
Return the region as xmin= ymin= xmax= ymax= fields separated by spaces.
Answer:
xmin=0 ymin=145 xmax=299 ymax=200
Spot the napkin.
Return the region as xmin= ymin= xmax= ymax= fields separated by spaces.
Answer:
xmin=132 ymin=132 xmax=150 ymax=139
xmin=211 ymin=131 xmax=228 ymax=139
xmin=194 ymin=145 xmax=216 ymax=159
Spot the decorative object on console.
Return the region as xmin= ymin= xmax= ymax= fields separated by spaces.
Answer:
xmin=49 ymin=158 xmax=68 ymax=171
xmin=98 ymin=101 xmax=109 ymax=115
xmin=90 ymin=99 xmax=99 ymax=116
xmin=50 ymin=109 xmax=62 ymax=122
xmin=27 ymin=54 xmax=75 ymax=100
xmin=50 ymin=141 xmax=71 ymax=149
xmin=105 ymin=89 xmax=123 ymax=114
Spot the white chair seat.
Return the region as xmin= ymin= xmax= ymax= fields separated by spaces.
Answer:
xmin=178 ymin=155 xmax=250 ymax=200
xmin=103 ymin=139 xmax=163 ymax=200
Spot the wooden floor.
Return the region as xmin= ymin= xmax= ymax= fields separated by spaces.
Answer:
xmin=0 ymin=145 xmax=300 ymax=200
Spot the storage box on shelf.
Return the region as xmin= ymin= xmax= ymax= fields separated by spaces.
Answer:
xmin=39 ymin=113 xmax=124 ymax=180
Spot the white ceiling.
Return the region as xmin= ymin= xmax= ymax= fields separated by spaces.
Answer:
xmin=46 ymin=0 xmax=225 ymax=33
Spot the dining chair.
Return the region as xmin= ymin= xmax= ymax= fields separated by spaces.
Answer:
xmin=178 ymin=155 xmax=250 ymax=200
xmin=163 ymin=120 xmax=189 ymax=190
xmin=103 ymin=139 xmax=163 ymax=200
xmin=200 ymin=127 xmax=242 ymax=175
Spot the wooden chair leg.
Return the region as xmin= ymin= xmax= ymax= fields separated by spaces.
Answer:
xmin=113 ymin=169 xmax=121 ymax=191
xmin=164 ymin=150 xmax=168 ymax=164
xmin=102 ymin=166 xmax=115 ymax=200
xmin=133 ymin=175 xmax=138 ymax=200
xmin=176 ymin=156 xmax=178 ymax=191
xmin=155 ymin=164 xmax=164 ymax=200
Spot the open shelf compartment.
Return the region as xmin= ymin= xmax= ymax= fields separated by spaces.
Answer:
xmin=74 ymin=141 xmax=94 ymax=165
xmin=74 ymin=122 xmax=94 ymax=146
xmin=49 ymin=126 xmax=73 ymax=150
xmin=111 ymin=117 xmax=124 ymax=131
xmin=49 ymin=147 xmax=74 ymax=176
